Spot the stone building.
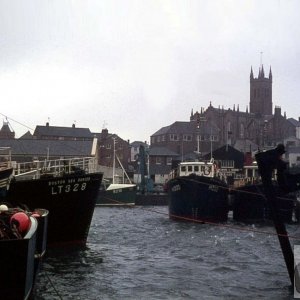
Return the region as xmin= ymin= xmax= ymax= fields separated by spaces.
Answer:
xmin=151 ymin=65 xmax=300 ymax=156
xmin=149 ymin=65 xmax=300 ymax=181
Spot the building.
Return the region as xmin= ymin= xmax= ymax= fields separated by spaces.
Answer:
xmin=94 ymin=128 xmax=131 ymax=177
xmin=149 ymin=64 xmax=300 ymax=180
xmin=33 ymin=122 xmax=94 ymax=141
xmin=0 ymin=121 xmax=15 ymax=139
xmin=130 ymin=141 xmax=148 ymax=162
xmin=0 ymin=138 xmax=98 ymax=163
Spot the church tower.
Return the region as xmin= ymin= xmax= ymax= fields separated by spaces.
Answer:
xmin=249 ymin=65 xmax=273 ymax=115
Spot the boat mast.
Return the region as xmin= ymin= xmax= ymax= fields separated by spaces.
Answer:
xmin=112 ymin=137 xmax=116 ymax=184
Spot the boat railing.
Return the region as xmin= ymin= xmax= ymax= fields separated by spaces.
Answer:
xmin=13 ymin=157 xmax=100 ymax=179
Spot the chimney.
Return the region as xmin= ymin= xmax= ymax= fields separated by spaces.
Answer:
xmin=102 ymin=128 xmax=108 ymax=138
xmin=72 ymin=123 xmax=75 ymax=128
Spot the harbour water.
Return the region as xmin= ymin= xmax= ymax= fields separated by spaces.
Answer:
xmin=34 ymin=206 xmax=298 ymax=299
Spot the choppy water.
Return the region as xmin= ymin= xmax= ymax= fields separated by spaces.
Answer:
xmin=34 ymin=206 xmax=299 ymax=299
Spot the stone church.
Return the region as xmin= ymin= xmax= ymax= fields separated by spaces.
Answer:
xmin=151 ymin=65 xmax=300 ymax=157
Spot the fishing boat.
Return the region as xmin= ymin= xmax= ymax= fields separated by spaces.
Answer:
xmin=97 ymin=139 xmax=136 ymax=206
xmin=231 ymin=147 xmax=298 ymax=223
xmin=167 ymin=160 xmax=229 ymax=222
xmin=97 ymin=180 xmax=136 ymax=206
xmin=0 ymin=205 xmax=48 ymax=300
xmin=0 ymin=164 xmax=13 ymax=199
xmin=6 ymin=157 xmax=103 ymax=246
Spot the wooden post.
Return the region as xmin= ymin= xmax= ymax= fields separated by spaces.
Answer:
xmin=255 ymin=145 xmax=294 ymax=286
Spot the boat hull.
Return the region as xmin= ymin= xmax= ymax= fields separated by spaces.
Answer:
xmin=168 ymin=174 xmax=229 ymax=222
xmin=0 ymin=217 xmax=37 ymax=300
xmin=97 ymin=185 xmax=136 ymax=206
xmin=0 ymin=167 xmax=13 ymax=199
xmin=232 ymin=184 xmax=295 ymax=223
xmin=7 ymin=172 xmax=103 ymax=245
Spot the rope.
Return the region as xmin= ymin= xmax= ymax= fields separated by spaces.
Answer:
xmin=181 ymin=176 xmax=298 ymax=202
xmin=43 ymin=270 xmax=64 ymax=300
xmin=98 ymin=188 xmax=300 ymax=241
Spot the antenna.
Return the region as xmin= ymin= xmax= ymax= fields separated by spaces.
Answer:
xmin=260 ymin=51 xmax=263 ymax=67
xmin=102 ymin=120 xmax=108 ymax=129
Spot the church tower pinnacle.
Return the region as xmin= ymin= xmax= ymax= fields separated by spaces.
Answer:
xmin=249 ymin=65 xmax=273 ymax=115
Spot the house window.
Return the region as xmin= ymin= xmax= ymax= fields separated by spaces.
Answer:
xmin=151 ymin=137 xmax=155 ymax=144
xmin=161 ymin=135 xmax=165 ymax=142
xmin=183 ymin=134 xmax=192 ymax=141
xmin=167 ymin=157 xmax=172 ymax=165
xmin=156 ymin=157 xmax=161 ymax=164
xmin=157 ymin=136 xmax=161 ymax=142
xmin=170 ymin=134 xmax=178 ymax=141
xmin=221 ymin=160 xmax=234 ymax=168
xmin=106 ymin=144 xmax=111 ymax=149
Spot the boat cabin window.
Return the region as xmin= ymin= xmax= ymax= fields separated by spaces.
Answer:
xmin=188 ymin=166 xmax=193 ymax=172
xmin=181 ymin=166 xmax=186 ymax=172
xmin=194 ymin=166 xmax=199 ymax=172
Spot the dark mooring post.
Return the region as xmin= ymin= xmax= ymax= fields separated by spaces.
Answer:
xmin=255 ymin=144 xmax=294 ymax=286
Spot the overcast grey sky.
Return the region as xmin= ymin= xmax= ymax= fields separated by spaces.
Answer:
xmin=0 ymin=0 xmax=299 ymax=142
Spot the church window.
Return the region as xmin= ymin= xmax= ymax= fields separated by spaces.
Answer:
xmin=240 ymin=124 xmax=244 ymax=138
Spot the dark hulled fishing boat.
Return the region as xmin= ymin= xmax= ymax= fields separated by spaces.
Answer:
xmin=97 ymin=180 xmax=136 ymax=206
xmin=6 ymin=157 xmax=103 ymax=246
xmin=0 ymin=205 xmax=49 ymax=300
xmin=231 ymin=150 xmax=298 ymax=223
xmin=231 ymin=183 xmax=296 ymax=223
xmin=167 ymin=160 xmax=229 ymax=222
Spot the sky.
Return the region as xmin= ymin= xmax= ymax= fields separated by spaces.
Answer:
xmin=0 ymin=0 xmax=300 ymax=143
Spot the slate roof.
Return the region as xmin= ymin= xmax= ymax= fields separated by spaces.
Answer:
xmin=0 ymin=139 xmax=94 ymax=157
xmin=287 ymin=118 xmax=300 ymax=127
xmin=0 ymin=123 xmax=13 ymax=133
xmin=19 ymin=131 xmax=34 ymax=139
xmin=202 ymin=145 xmax=244 ymax=169
xmin=151 ymin=120 xmax=219 ymax=137
xmin=34 ymin=125 xmax=93 ymax=139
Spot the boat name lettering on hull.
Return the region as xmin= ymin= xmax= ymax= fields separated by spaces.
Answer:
xmin=50 ymin=182 xmax=88 ymax=195
xmin=48 ymin=177 xmax=91 ymax=186
xmin=171 ymin=184 xmax=181 ymax=192
xmin=208 ymin=185 xmax=218 ymax=192
xmin=113 ymin=189 xmax=123 ymax=194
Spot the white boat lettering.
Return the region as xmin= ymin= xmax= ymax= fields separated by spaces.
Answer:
xmin=73 ymin=183 xmax=79 ymax=192
xmin=78 ymin=177 xmax=91 ymax=182
xmin=208 ymin=185 xmax=218 ymax=192
xmin=171 ymin=184 xmax=181 ymax=192
xmin=51 ymin=182 xmax=88 ymax=194
xmin=48 ymin=180 xmax=66 ymax=186
xmin=113 ymin=189 xmax=122 ymax=194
